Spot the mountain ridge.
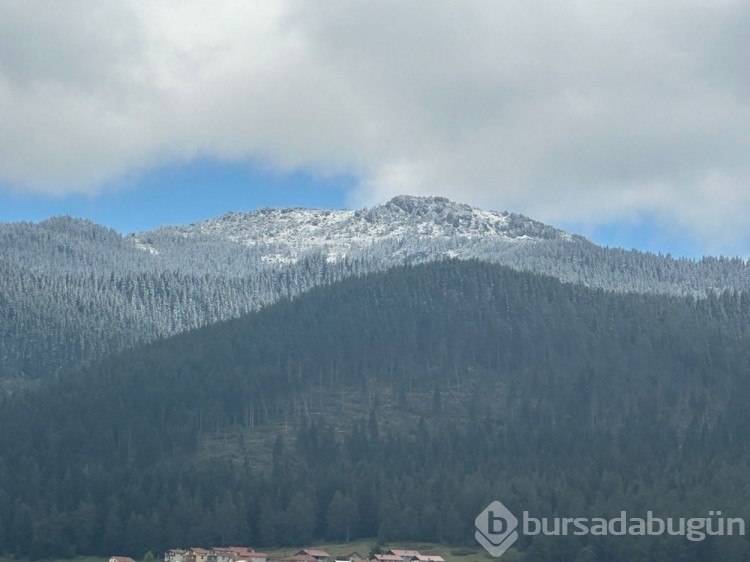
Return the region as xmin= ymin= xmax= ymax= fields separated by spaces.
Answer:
xmin=130 ymin=195 xmax=575 ymax=264
xmin=2 ymin=194 xmax=750 ymax=380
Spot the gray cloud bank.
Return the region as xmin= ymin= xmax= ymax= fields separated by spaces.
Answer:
xmin=1 ymin=1 xmax=749 ymax=253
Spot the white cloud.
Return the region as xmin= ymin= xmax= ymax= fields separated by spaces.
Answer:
xmin=0 ymin=0 xmax=748 ymax=252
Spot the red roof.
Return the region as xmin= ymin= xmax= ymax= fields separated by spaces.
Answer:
xmin=225 ymin=548 xmax=257 ymax=557
xmin=389 ymin=552 xmax=422 ymax=559
xmin=298 ymin=551 xmax=330 ymax=559
xmin=286 ymin=556 xmax=317 ymax=562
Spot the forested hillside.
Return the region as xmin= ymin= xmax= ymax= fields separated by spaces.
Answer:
xmin=0 ymin=217 xmax=365 ymax=379
xmin=2 ymin=196 xmax=750 ymax=382
xmin=0 ymin=261 xmax=749 ymax=561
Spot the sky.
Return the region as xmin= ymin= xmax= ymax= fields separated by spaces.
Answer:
xmin=1 ymin=1 xmax=749 ymax=258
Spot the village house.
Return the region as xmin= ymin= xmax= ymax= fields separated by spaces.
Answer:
xmin=241 ymin=550 xmax=268 ymax=562
xmin=386 ymin=551 xmax=421 ymax=561
xmin=335 ymin=552 xmax=364 ymax=562
xmin=209 ymin=549 xmax=232 ymax=562
xmin=246 ymin=552 xmax=268 ymax=562
xmin=165 ymin=546 xmax=445 ymax=562
xmin=211 ymin=548 xmax=235 ymax=562
xmin=185 ymin=548 xmax=211 ymax=562
xmin=210 ymin=547 xmax=268 ymax=562
xmin=295 ymin=550 xmax=330 ymax=562
xmin=228 ymin=547 xmax=257 ymax=559
xmin=165 ymin=550 xmax=187 ymax=562
xmin=211 ymin=548 xmax=251 ymax=562
xmin=373 ymin=555 xmax=403 ymax=562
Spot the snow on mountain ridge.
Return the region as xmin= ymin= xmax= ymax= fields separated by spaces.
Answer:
xmin=134 ymin=195 xmax=570 ymax=262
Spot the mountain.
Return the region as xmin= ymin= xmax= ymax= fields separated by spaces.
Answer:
xmin=1 ymin=260 xmax=749 ymax=560
xmin=132 ymin=195 xmax=570 ymax=264
xmin=1 ymin=195 xmax=749 ymax=379
xmin=133 ymin=195 xmax=750 ymax=297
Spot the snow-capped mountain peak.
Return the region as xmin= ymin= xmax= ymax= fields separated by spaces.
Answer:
xmin=134 ymin=195 xmax=569 ymax=263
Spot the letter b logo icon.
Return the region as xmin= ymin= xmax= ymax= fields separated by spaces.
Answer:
xmin=488 ymin=511 xmax=508 ymax=535
xmin=475 ymin=501 xmax=519 ymax=558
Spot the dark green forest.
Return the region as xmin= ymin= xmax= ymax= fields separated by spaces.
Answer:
xmin=1 ymin=260 xmax=749 ymax=561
